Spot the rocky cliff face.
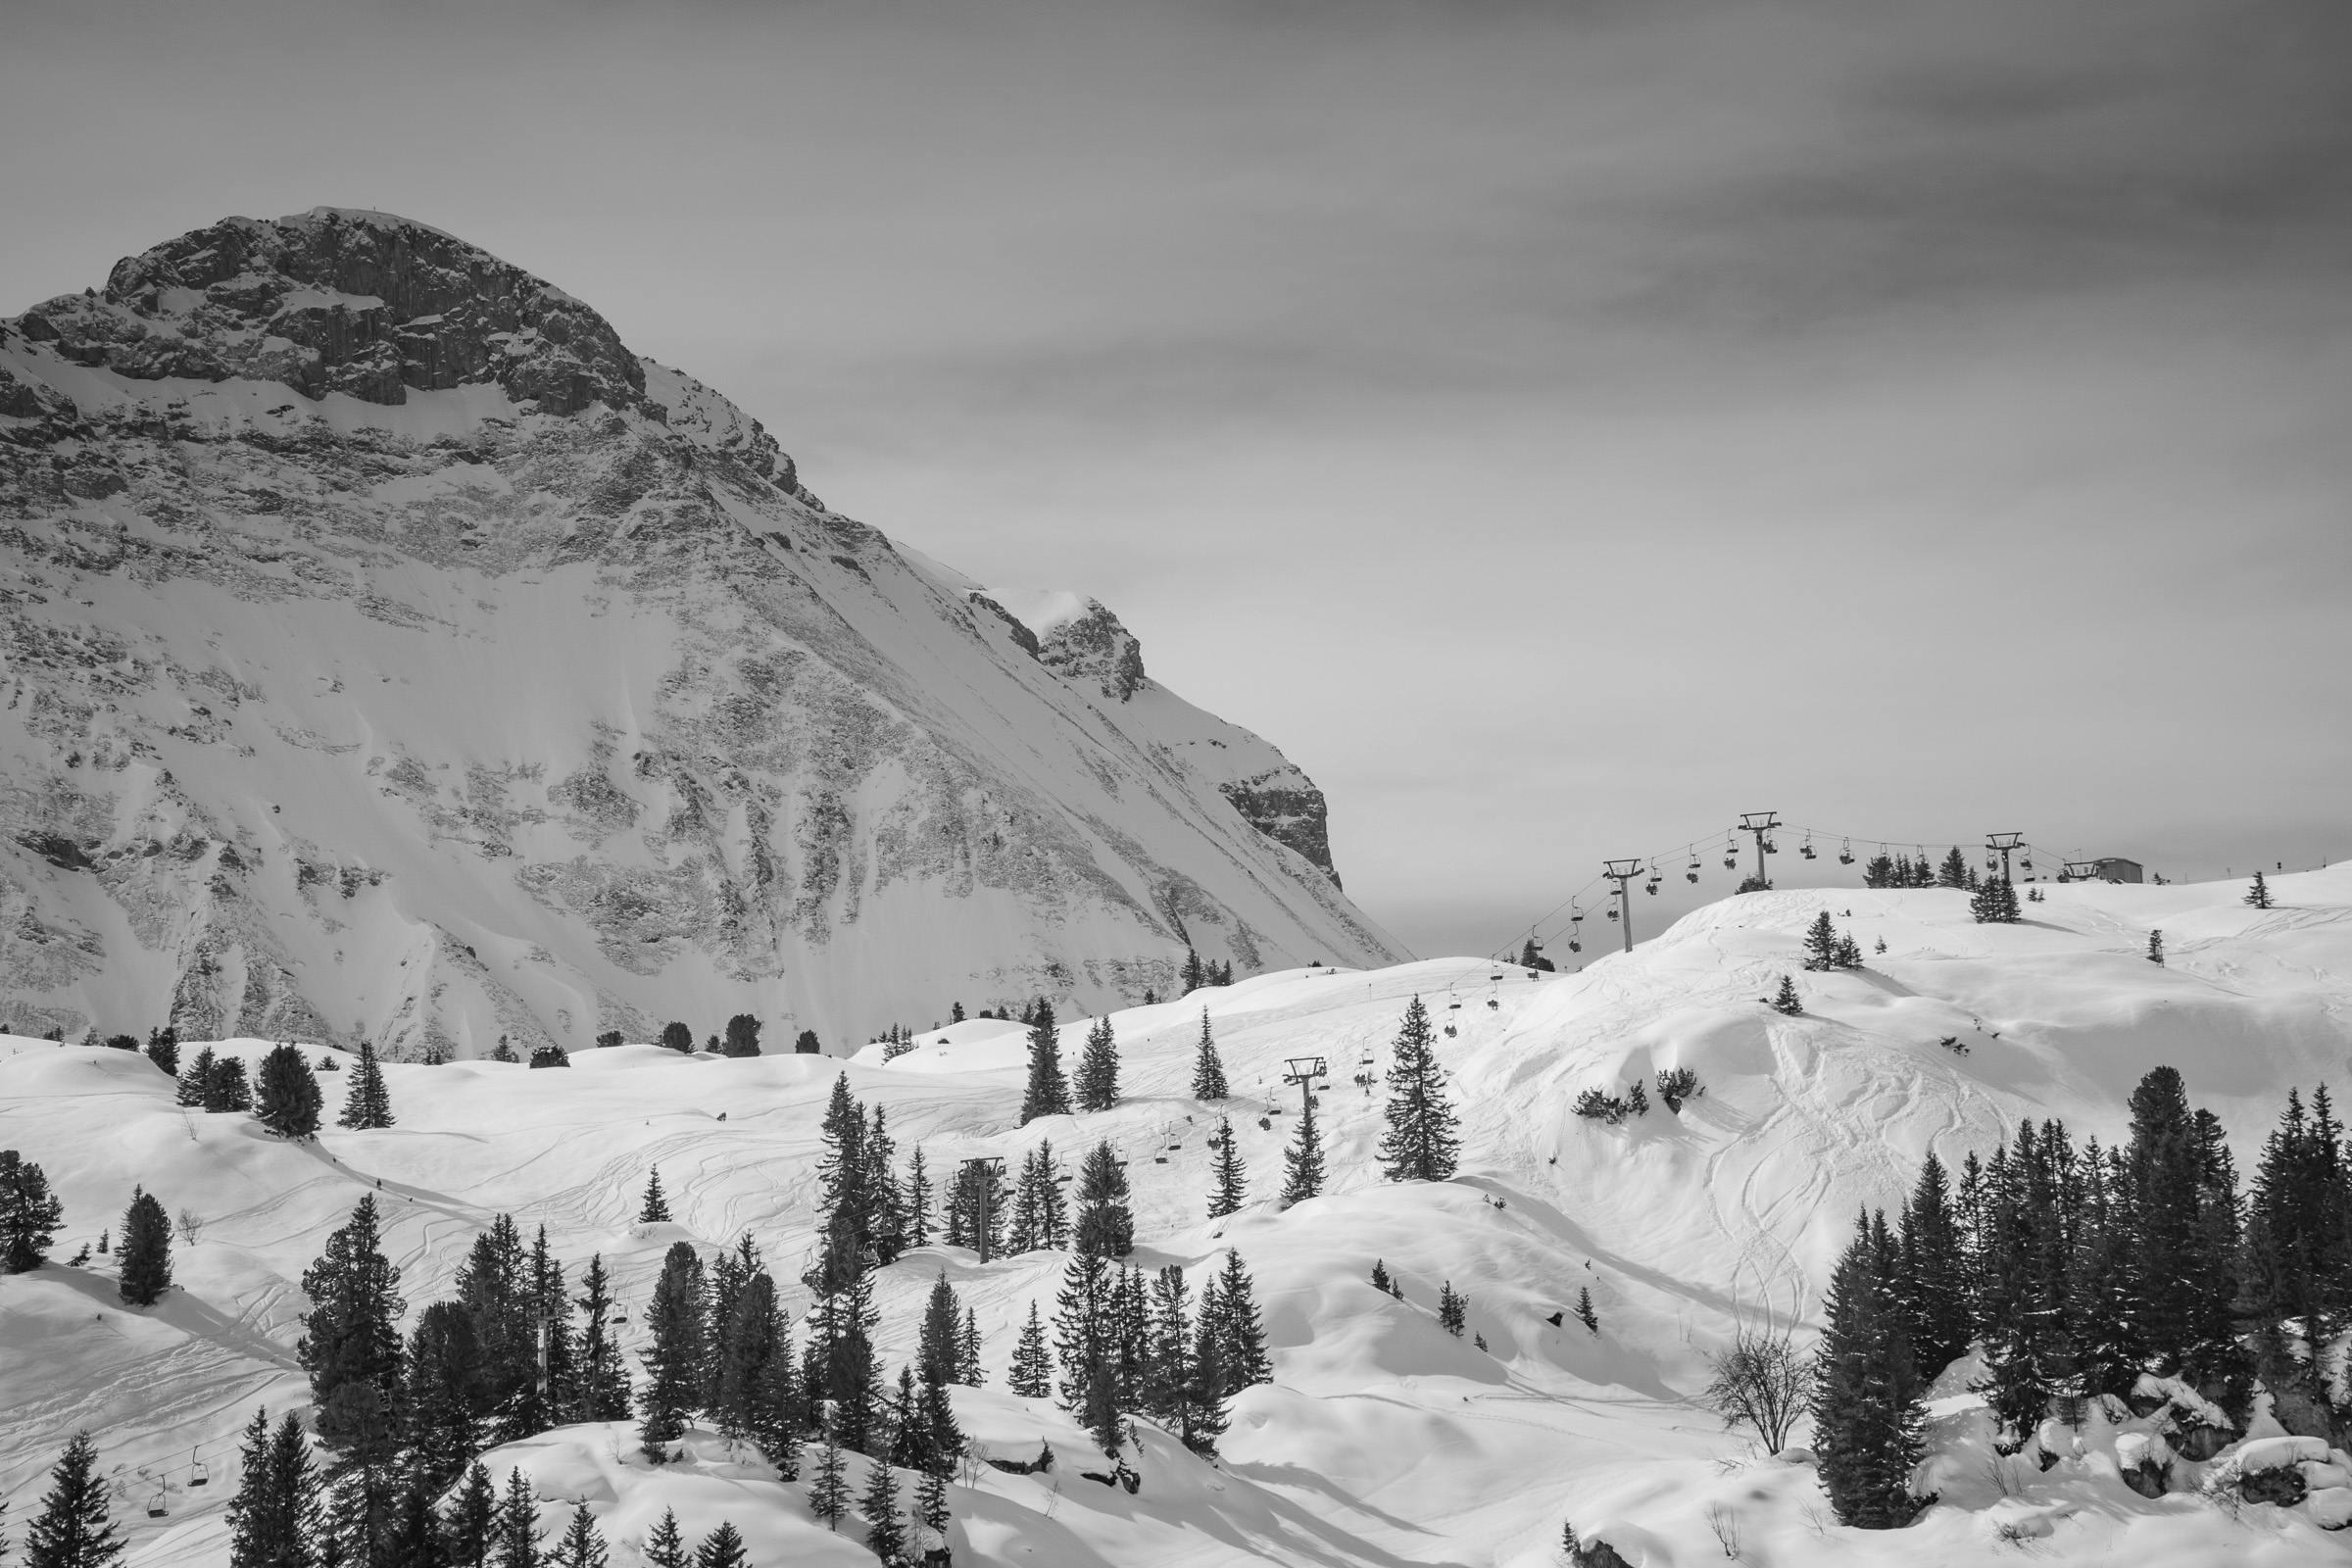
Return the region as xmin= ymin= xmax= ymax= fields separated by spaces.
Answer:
xmin=0 ymin=209 xmax=1400 ymax=1055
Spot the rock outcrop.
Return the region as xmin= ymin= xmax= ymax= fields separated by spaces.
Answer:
xmin=0 ymin=210 xmax=1401 ymax=1054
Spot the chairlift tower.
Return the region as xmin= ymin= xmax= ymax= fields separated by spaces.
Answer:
xmin=1985 ymin=831 xmax=2025 ymax=883
xmin=1282 ymin=1055 xmax=1327 ymax=1118
xmin=959 ymin=1155 xmax=1005 ymax=1263
xmin=1738 ymin=811 xmax=1780 ymax=888
xmin=1601 ymin=859 xmax=1644 ymax=952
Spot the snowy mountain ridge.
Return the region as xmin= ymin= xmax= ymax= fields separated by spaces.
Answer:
xmin=0 ymin=208 xmax=1400 ymax=1057
xmin=5 ymin=866 xmax=2352 ymax=1566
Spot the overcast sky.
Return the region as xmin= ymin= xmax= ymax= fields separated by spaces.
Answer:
xmin=7 ymin=0 xmax=2348 ymax=958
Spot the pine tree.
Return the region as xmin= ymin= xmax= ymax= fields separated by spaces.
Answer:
xmin=1073 ymin=1141 xmax=1135 ymax=1257
xmin=721 ymin=1014 xmax=761 ymax=1057
xmin=25 ymin=1433 xmax=122 ymax=1568
xmin=808 ymin=1418 xmax=851 ymax=1532
xmin=1190 ymin=1010 xmax=1228 ymax=1101
xmin=1575 ymin=1287 xmax=1598 ymax=1333
xmin=1770 ymin=975 xmax=1802 ymax=1015
xmin=206 ymin=1054 xmax=252 ymax=1111
xmin=1834 ymin=933 xmax=1865 ymax=968
xmin=659 ymin=1021 xmax=694 ymax=1054
xmin=1810 ymin=1212 xmax=1928 ymax=1528
xmin=1206 ymin=1249 xmax=1272 ymax=1395
xmin=1802 ymin=910 xmax=1839 ymax=971
xmin=1146 ymin=1264 xmax=1226 ymax=1458
xmin=1075 ymin=1015 xmax=1121 ymax=1111
xmin=226 ymin=1409 xmax=322 ymax=1568
xmin=637 ymin=1242 xmax=707 ymax=1460
xmin=255 ymin=1044 xmax=324 ymax=1138
xmin=1018 ymin=1000 xmax=1071 ymax=1125
xmin=529 ymin=1226 xmax=578 ymax=1431
xmin=1010 ymin=1300 xmax=1054 ymax=1397
xmin=338 ymin=1042 xmax=395 ymax=1130
xmin=1875 ymin=936 xmax=1888 ymax=955
xmin=692 ymin=1522 xmax=750 ymax=1568
xmin=548 ymin=1503 xmax=606 ymax=1568
xmin=493 ymin=1469 xmax=541 ymax=1568
xmin=572 ymin=1254 xmax=631 ymax=1421
xmin=225 ymin=1408 xmax=275 ymax=1568
xmin=1437 ymin=1280 xmax=1467 ymax=1337
xmin=1007 ymin=1145 xmax=1065 ymax=1252
xmin=457 ymin=1214 xmax=537 ymax=1444
xmin=299 ymin=1195 xmax=406 ymax=1458
xmin=916 ymin=1275 xmax=966 ymax=1388
xmin=638 ymin=1170 xmax=671 ymax=1224
xmin=0 ymin=1150 xmax=63 ymax=1272
xmin=912 ymin=1464 xmax=950 ymax=1544
xmin=713 ymin=1268 xmax=794 ymax=1458
xmin=2248 ymin=870 xmax=2274 ymax=909
xmin=177 ymin=1046 xmax=216 ymax=1108
xmin=640 ymin=1510 xmax=689 ymax=1568
xmin=444 ymin=1464 xmax=499 ymax=1568
xmin=405 ymin=1301 xmax=486 ymax=1491
xmin=2147 ymin=929 xmax=2165 ymax=964
xmin=859 ymin=1455 xmax=906 ymax=1566
xmin=1894 ymin=1152 xmax=1970 ymax=1375
xmin=1970 ymin=876 xmax=2021 ymax=924
xmin=1181 ymin=947 xmax=1205 ymax=995
xmin=943 ymin=1157 xmax=1004 ymax=1260
xmin=1936 ymin=847 xmax=1970 ymax=889
xmin=1369 ymin=1258 xmax=1393 ymax=1295
xmin=1205 ymin=1117 xmax=1248 ymax=1218
xmin=901 ymin=1147 xmax=933 ymax=1248
xmin=958 ymin=1307 xmax=984 ymax=1386
xmin=145 ymin=1027 xmax=179 ymax=1077
xmin=1376 ymin=998 xmax=1460 ymax=1183
xmin=1054 ymin=1250 xmax=1118 ymax=1446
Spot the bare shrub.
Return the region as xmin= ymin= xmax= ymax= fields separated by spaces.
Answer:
xmin=1702 ymin=1322 xmax=1814 ymax=1453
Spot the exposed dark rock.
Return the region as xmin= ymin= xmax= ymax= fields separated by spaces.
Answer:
xmin=2242 ymin=1463 xmax=2308 ymax=1507
xmin=2120 ymin=1457 xmax=2171 ymax=1498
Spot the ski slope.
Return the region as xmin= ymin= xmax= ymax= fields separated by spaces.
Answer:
xmin=5 ymin=865 xmax=2352 ymax=1565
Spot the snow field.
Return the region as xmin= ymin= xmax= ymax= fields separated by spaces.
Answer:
xmin=6 ymin=866 xmax=2352 ymax=1563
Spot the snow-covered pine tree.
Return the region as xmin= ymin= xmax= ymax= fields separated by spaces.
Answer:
xmin=551 ymin=1501 xmax=609 ymax=1568
xmin=404 ymin=1301 xmax=487 ymax=1490
xmin=1010 ymin=1300 xmax=1054 ymax=1397
xmin=1969 ymin=876 xmax=2021 ymax=924
xmin=1075 ymin=1015 xmax=1121 ymax=1112
xmin=1019 ymin=1000 xmax=1072 ymax=1125
xmin=1369 ymin=1258 xmax=1393 ymax=1294
xmin=1575 ymin=1287 xmax=1598 ymax=1333
xmin=1376 ymin=998 xmax=1460 ymax=1183
xmin=1936 ymin=847 xmax=1970 ymax=889
xmin=1875 ymin=936 xmax=1888 ymax=955
xmin=1770 ymin=976 xmax=1802 ymax=1015
xmin=641 ymin=1508 xmax=690 ymax=1568
xmin=1074 ymin=1141 xmax=1135 ymax=1257
xmin=862 ymin=1107 xmax=906 ymax=1266
xmin=494 ymin=1468 xmax=543 ymax=1568
xmin=25 ymin=1432 xmax=122 ymax=1568
xmin=858 ymin=1453 xmax=905 ymax=1566
xmin=958 ymin=1306 xmax=985 ymax=1387
xmin=573 ymin=1254 xmax=632 ymax=1421
xmin=299 ymin=1195 xmax=405 ymax=1458
xmin=1205 ymin=1249 xmax=1272 ymax=1395
xmin=176 ymin=1046 xmax=215 ymax=1108
xmin=917 ymin=1274 xmax=966 ymax=1387
xmin=1281 ymin=1088 xmax=1325 ymax=1206
xmin=1626 ymin=1078 xmax=1649 ymax=1117
xmin=1437 ymin=1280 xmax=1467 ymax=1337
xmin=1191 ymin=1010 xmax=1228 ymax=1101
xmin=116 ymin=1189 xmax=171 ymax=1306
xmin=337 ymin=1041 xmax=395 ymax=1130
xmin=458 ymin=1213 xmax=537 ymax=1444
xmin=637 ymin=1242 xmax=708 ymax=1460
xmin=1810 ymin=1211 xmax=1928 ymax=1528
xmin=443 ymin=1463 xmax=499 ymax=1568
xmin=1205 ymin=1117 xmax=1248 ymax=1218
xmin=205 ymin=1054 xmax=251 ymax=1111
xmin=808 ymin=1417 xmax=852 ymax=1532
xmin=0 ymin=1151 xmax=63 ymax=1273
xmin=2147 ymin=929 xmax=2165 ymax=964
xmin=254 ymin=1044 xmax=323 ymax=1139
xmin=638 ymin=1170 xmax=671 ymax=1225
xmin=1893 ymin=1152 xmax=1970 ymax=1377
xmin=1802 ymin=911 xmax=1839 ymax=971
xmin=901 ymin=1147 xmax=933 ymax=1248
xmin=2248 ymin=870 xmax=2273 ymax=908
xmin=1147 ymin=1264 xmax=1228 ymax=1458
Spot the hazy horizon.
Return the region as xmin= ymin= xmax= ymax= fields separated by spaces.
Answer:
xmin=7 ymin=0 xmax=2346 ymax=960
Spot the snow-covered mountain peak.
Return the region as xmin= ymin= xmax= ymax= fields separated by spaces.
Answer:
xmin=0 ymin=212 xmax=1398 ymax=1053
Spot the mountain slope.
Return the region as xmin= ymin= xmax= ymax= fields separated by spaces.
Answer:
xmin=4 ymin=867 xmax=2349 ymax=1566
xmin=0 ymin=209 xmax=1401 ymax=1056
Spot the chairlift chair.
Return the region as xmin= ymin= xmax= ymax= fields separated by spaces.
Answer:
xmin=1799 ymin=834 xmax=1817 ymax=859
xmin=1566 ymin=939 xmax=1581 ymax=953
xmin=189 ymin=1456 xmax=209 ymax=1488
xmin=148 ymin=1492 xmax=167 ymax=1519
xmin=1838 ymin=838 xmax=1855 ymax=866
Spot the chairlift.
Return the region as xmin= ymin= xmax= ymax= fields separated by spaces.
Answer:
xmin=1763 ymin=837 xmax=1779 ymax=855
xmin=2020 ymin=856 xmax=2034 ymax=873
xmin=1723 ymin=833 xmax=1739 ymax=869
xmin=188 ymin=1453 xmax=209 ymax=1488
xmin=1837 ymin=837 xmax=1855 ymax=866
xmin=1605 ymin=906 xmax=1619 ymax=921
xmin=1799 ymin=834 xmax=1817 ymax=860
xmin=1566 ymin=939 xmax=1581 ymax=953
xmin=147 ymin=1491 xmax=167 ymax=1519
xmin=1444 ymin=1024 xmax=1457 ymax=1038
xmin=1686 ymin=846 xmax=1700 ymax=884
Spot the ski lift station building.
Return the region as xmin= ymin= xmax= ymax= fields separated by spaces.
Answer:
xmin=2090 ymin=858 xmax=2144 ymax=883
